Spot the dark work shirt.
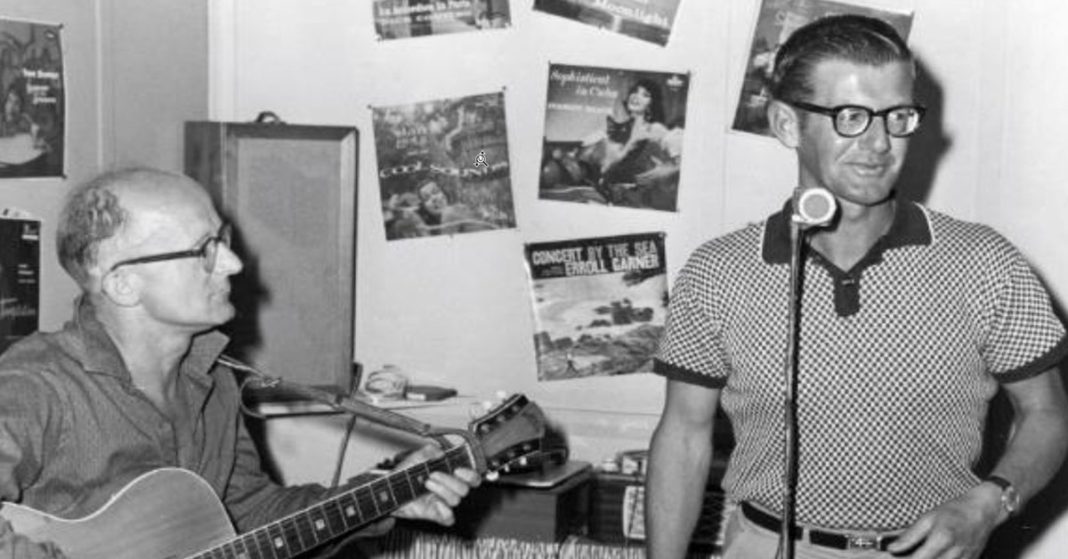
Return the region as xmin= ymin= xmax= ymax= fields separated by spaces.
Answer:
xmin=0 ymin=297 xmax=334 ymax=555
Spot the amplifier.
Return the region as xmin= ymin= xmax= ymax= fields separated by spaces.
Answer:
xmin=586 ymin=463 xmax=728 ymax=553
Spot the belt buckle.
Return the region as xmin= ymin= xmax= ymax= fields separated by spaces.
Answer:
xmin=846 ymin=534 xmax=879 ymax=551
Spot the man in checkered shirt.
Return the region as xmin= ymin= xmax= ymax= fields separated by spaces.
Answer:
xmin=646 ymin=15 xmax=1068 ymax=559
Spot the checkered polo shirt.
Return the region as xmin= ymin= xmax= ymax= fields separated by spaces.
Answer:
xmin=654 ymin=200 xmax=1068 ymax=530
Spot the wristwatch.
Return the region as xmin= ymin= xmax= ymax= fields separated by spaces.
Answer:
xmin=985 ymin=475 xmax=1021 ymax=517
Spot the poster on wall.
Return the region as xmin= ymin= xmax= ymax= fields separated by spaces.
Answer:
xmin=373 ymin=91 xmax=517 ymax=241
xmin=0 ymin=216 xmax=39 ymax=354
xmin=373 ymin=0 xmax=511 ymax=39
xmin=532 ymin=0 xmax=682 ymax=46
xmin=539 ymin=63 xmax=688 ymax=212
xmin=0 ymin=18 xmax=64 ymax=178
xmin=732 ymin=0 xmax=913 ymax=137
xmin=525 ymin=233 xmax=667 ymax=382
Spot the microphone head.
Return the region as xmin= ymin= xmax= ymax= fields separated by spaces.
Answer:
xmin=793 ymin=187 xmax=837 ymax=228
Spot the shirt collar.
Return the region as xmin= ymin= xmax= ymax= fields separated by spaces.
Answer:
xmin=761 ymin=197 xmax=932 ymax=264
xmin=70 ymin=295 xmax=230 ymax=384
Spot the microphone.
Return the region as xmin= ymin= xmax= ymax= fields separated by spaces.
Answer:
xmin=792 ymin=187 xmax=837 ymax=228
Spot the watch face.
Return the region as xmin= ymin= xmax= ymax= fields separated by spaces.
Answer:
xmin=1003 ymin=486 xmax=1021 ymax=513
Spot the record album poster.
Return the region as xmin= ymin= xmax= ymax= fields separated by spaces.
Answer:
xmin=0 ymin=18 xmax=64 ymax=178
xmin=732 ymin=0 xmax=913 ymax=137
xmin=533 ymin=0 xmax=682 ymax=46
xmin=539 ymin=64 xmax=688 ymax=212
xmin=374 ymin=0 xmax=511 ymax=40
xmin=374 ymin=91 xmax=517 ymax=241
xmin=526 ymin=233 xmax=667 ymax=382
xmin=0 ymin=218 xmax=39 ymax=354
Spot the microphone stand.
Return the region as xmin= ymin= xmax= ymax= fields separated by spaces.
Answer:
xmin=777 ymin=219 xmax=806 ymax=559
xmin=776 ymin=186 xmax=835 ymax=559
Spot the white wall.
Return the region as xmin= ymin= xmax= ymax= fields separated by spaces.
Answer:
xmin=210 ymin=0 xmax=1068 ymax=463
xmin=975 ymin=0 xmax=1068 ymax=308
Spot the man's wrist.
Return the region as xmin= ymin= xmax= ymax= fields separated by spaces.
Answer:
xmin=982 ymin=475 xmax=1021 ymax=522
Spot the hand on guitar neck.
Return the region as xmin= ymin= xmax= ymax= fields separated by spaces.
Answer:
xmin=388 ymin=443 xmax=482 ymax=528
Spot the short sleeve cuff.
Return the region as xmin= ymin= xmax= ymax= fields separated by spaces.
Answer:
xmin=653 ymin=359 xmax=727 ymax=389
xmin=998 ymin=334 xmax=1068 ymax=384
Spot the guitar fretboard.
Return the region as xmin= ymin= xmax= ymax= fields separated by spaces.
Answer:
xmin=188 ymin=445 xmax=473 ymax=559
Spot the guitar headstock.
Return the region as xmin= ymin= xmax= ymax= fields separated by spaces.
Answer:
xmin=468 ymin=394 xmax=552 ymax=477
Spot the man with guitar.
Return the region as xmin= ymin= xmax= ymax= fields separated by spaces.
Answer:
xmin=0 ymin=168 xmax=481 ymax=558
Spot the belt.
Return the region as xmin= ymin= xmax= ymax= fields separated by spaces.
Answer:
xmin=740 ymin=502 xmax=899 ymax=552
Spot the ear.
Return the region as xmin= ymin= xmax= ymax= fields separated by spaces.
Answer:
xmin=767 ymin=99 xmax=801 ymax=149
xmin=100 ymin=269 xmax=142 ymax=308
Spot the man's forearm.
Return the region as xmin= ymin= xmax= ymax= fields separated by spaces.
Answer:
xmin=645 ymin=422 xmax=714 ymax=559
xmin=989 ymin=405 xmax=1068 ymax=506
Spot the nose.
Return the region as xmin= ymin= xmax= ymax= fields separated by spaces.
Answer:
xmin=215 ymin=243 xmax=244 ymax=275
xmin=859 ymin=115 xmax=892 ymax=153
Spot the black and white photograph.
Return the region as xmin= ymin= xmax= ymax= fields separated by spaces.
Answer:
xmin=1 ymin=3 xmax=1067 ymax=558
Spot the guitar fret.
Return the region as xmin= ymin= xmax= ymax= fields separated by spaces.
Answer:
xmin=282 ymin=514 xmax=308 ymax=554
xmin=337 ymin=490 xmax=364 ymax=526
xmin=266 ymin=522 xmax=291 ymax=558
xmin=250 ymin=527 xmax=277 ymax=559
xmin=293 ymin=511 xmax=320 ymax=550
xmin=241 ymin=533 xmax=263 ymax=559
xmin=308 ymin=502 xmax=335 ymax=541
xmin=356 ymin=482 xmax=381 ymax=519
xmin=222 ymin=539 xmax=246 ymax=559
xmin=389 ymin=469 xmax=414 ymax=504
xmin=324 ymin=496 xmax=349 ymax=535
xmin=370 ymin=477 xmax=398 ymax=514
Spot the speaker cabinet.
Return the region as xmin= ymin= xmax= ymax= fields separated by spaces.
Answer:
xmin=184 ymin=121 xmax=358 ymax=390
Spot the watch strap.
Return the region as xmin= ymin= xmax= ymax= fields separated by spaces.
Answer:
xmin=985 ymin=475 xmax=1012 ymax=491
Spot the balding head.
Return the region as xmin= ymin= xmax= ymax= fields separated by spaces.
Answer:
xmin=57 ymin=168 xmax=212 ymax=291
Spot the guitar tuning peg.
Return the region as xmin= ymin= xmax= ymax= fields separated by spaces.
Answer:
xmin=467 ymin=402 xmax=488 ymax=419
xmin=495 ymin=390 xmax=508 ymax=401
xmin=518 ymin=456 xmax=528 ymax=467
xmin=482 ymin=400 xmax=495 ymax=410
xmin=486 ymin=471 xmax=499 ymax=482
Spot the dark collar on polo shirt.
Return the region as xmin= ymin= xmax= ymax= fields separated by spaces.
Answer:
xmin=762 ymin=197 xmax=932 ymax=316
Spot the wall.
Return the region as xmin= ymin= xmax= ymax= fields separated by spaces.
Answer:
xmin=975 ymin=0 xmax=1068 ymax=309
xmin=1 ymin=0 xmax=209 ymax=330
xmin=208 ymin=0 xmax=1059 ymax=466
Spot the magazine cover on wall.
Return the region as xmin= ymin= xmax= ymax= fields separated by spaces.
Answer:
xmin=373 ymin=91 xmax=517 ymax=241
xmin=525 ymin=232 xmax=666 ymax=382
xmin=0 ymin=216 xmax=39 ymax=353
xmin=533 ymin=0 xmax=682 ymax=46
xmin=539 ymin=64 xmax=688 ymax=212
xmin=0 ymin=18 xmax=64 ymax=178
xmin=732 ymin=0 xmax=913 ymax=137
xmin=373 ymin=0 xmax=511 ymax=40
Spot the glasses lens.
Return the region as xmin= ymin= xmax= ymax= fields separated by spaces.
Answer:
xmin=835 ymin=107 xmax=871 ymax=137
xmin=202 ymin=224 xmax=231 ymax=273
xmin=886 ymin=107 xmax=922 ymax=137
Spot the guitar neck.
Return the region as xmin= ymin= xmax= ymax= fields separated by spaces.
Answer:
xmin=188 ymin=445 xmax=474 ymax=559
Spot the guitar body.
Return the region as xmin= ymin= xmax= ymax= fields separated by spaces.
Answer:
xmin=1 ymin=468 xmax=235 ymax=559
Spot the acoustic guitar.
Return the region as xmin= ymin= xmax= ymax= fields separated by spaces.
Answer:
xmin=0 ymin=394 xmax=549 ymax=559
